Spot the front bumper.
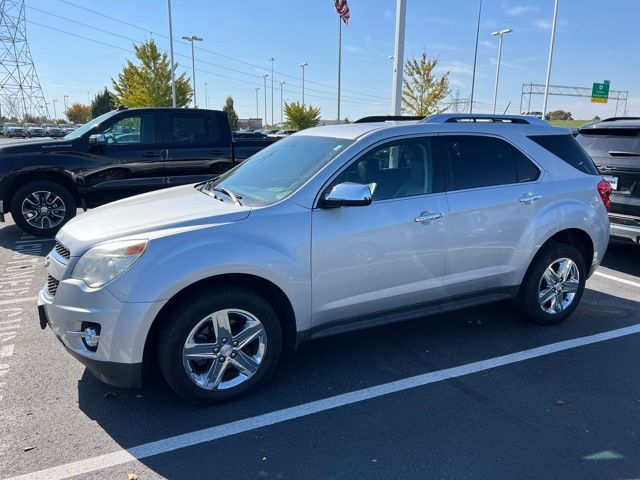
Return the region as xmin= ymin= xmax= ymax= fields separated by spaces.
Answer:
xmin=39 ymin=267 xmax=165 ymax=388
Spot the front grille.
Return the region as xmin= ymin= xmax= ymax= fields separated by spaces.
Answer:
xmin=54 ymin=241 xmax=71 ymax=260
xmin=47 ymin=275 xmax=60 ymax=296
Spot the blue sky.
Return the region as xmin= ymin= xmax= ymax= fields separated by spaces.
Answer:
xmin=26 ymin=0 xmax=640 ymax=122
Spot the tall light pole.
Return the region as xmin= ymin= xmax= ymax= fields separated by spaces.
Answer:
xmin=262 ymin=74 xmax=268 ymax=127
xmin=167 ymin=0 xmax=176 ymax=107
xmin=279 ymin=81 xmax=285 ymax=125
xmin=182 ymin=35 xmax=203 ymax=108
xmin=52 ymin=99 xmax=58 ymax=121
xmin=298 ymin=62 xmax=308 ymax=106
xmin=469 ymin=0 xmax=482 ymax=113
xmin=270 ymin=58 xmax=275 ymax=126
xmin=63 ymin=95 xmax=69 ymax=112
xmin=204 ymin=82 xmax=208 ymax=109
xmin=391 ymin=0 xmax=407 ymax=115
xmin=491 ymin=28 xmax=513 ymax=114
xmin=542 ymin=0 xmax=559 ymax=119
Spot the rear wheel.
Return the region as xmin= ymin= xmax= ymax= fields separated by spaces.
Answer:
xmin=10 ymin=180 xmax=76 ymax=237
xmin=519 ymin=243 xmax=586 ymax=325
xmin=157 ymin=286 xmax=282 ymax=403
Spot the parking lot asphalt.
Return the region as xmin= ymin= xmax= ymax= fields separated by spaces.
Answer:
xmin=0 ymin=213 xmax=639 ymax=480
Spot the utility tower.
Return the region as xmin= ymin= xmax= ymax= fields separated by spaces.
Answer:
xmin=0 ymin=0 xmax=48 ymax=120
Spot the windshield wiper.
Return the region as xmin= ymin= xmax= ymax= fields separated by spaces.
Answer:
xmin=609 ymin=150 xmax=640 ymax=157
xmin=212 ymin=187 xmax=242 ymax=206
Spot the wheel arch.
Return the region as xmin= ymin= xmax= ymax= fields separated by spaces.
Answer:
xmin=4 ymin=170 xmax=80 ymax=209
xmin=142 ymin=273 xmax=298 ymax=381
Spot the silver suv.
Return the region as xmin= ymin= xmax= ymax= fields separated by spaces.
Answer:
xmin=38 ymin=114 xmax=610 ymax=403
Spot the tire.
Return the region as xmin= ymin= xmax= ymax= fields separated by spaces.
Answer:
xmin=519 ymin=242 xmax=586 ymax=325
xmin=157 ymin=286 xmax=282 ymax=403
xmin=10 ymin=180 xmax=77 ymax=237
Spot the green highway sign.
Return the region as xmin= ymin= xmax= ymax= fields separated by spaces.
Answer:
xmin=591 ymin=80 xmax=610 ymax=103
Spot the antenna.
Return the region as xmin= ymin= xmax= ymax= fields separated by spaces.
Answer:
xmin=0 ymin=0 xmax=49 ymax=120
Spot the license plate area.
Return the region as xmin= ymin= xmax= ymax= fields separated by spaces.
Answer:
xmin=603 ymin=175 xmax=619 ymax=190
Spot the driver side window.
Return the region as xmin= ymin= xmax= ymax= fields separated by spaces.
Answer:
xmin=100 ymin=114 xmax=155 ymax=145
xmin=333 ymin=137 xmax=444 ymax=201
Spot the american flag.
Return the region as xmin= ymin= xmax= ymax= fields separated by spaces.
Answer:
xmin=334 ymin=0 xmax=350 ymax=25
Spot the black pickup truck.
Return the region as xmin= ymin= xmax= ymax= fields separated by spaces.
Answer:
xmin=0 ymin=107 xmax=277 ymax=236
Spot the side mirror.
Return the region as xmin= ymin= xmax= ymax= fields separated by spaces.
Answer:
xmin=88 ymin=133 xmax=106 ymax=145
xmin=321 ymin=182 xmax=372 ymax=208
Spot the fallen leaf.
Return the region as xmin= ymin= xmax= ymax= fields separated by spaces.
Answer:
xmin=23 ymin=446 xmax=35 ymax=452
xmin=128 ymin=474 xmax=138 ymax=480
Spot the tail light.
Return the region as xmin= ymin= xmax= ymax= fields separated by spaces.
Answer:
xmin=597 ymin=179 xmax=612 ymax=211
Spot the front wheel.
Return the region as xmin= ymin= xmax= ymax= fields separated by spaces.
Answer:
xmin=157 ymin=286 xmax=282 ymax=403
xmin=519 ymin=243 xmax=586 ymax=325
xmin=10 ymin=181 xmax=77 ymax=237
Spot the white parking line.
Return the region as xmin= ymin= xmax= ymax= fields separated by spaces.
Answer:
xmin=593 ymin=271 xmax=640 ymax=289
xmin=0 ymin=297 xmax=38 ymax=306
xmin=7 ymin=323 xmax=640 ymax=480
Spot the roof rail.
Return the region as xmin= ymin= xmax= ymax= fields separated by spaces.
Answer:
xmin=423 ymin=113 xmax=548 ymax=126
xmin=354 ymin=115 xmax=425 ymax=123
xmin=600 ymin=116 xmax=640 ymax=122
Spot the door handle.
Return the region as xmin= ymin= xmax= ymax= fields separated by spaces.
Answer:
xmin=415 ymin=212 xmax=444 ymax=223
xmin=519 ymin=193 xmax=542 ymax=204
xmin=142 ymin=151 xmax=161 ymax=158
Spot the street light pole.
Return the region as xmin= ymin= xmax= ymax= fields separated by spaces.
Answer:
xmin=182 ymin=35 xmax=203 ymax=108
xmin=270 ymin=58 xmax=275 ymax=126
xmin=491 ymin=28 xmax=513 ymax=114
xmin=167 ymin=0 xmax=176 ymax=107
xmin=63 ymin=95 xmax=69 ymax=112
xmin=52 ymin=99 xmax=58 ymax=121
xmin=204 ymin=83 xmax=208 ymax=109
xmin=391 ymin=0 xmax=407 ymax=115
xmin=280 ymin=81 xmax=285 ymax=125
xmin=469 ymin=0 xmax=482 ymax=113
xmin=542 ymin=0 xmax=559 ymax=119
xmin=298 ymin=62 xmax=308 ymax=106
xmin=262 ymin=74 xmax=268 ymax=127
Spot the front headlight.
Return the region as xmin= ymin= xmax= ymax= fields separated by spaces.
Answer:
xmin=71 ymin=239 xmax=148 ymax=288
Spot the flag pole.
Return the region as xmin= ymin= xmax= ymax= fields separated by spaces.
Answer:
xmin=337 ymin=17 xmax=342 ymax=124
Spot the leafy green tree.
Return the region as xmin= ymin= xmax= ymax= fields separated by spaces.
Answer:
xmin=222 ymin=96 xmax=239 ymax=130
xmin=401 ymin=52 xmax=450 ymax=116
xmin=91 ymin=88 xmax=116 ymax=118
xmin=65 ymin=103 xmax=91 ymax=124
xmin=112 ymin=39 xmax=192 ymax=107
xmin=284 ymin=101 xmax=320 ymax=130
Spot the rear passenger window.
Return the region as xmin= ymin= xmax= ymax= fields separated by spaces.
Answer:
xmin=529 ymin=134 xmax=599 ymax=175
xmin=444 ymin=135 xmax=538 ymax=191
xmin=169 ymin=113 xmax=221 ymax=145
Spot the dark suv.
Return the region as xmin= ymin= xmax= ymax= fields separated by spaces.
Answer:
xmin=576 ymin=117 xmax=640 ymax=244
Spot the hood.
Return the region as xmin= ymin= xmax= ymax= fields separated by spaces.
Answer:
xmin=0 ymin=137 xmax=73 ymax=153
xmin=57 ymin=184 xmax=251 ymax=255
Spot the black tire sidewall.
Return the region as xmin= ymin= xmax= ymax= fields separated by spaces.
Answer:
xmin=10 ymin=181 xmax=77 ymax=236
xmin=157 ymin=286 xmax=283 ymax=403
xmin=521 ymin=243 xmax=587 ymax=325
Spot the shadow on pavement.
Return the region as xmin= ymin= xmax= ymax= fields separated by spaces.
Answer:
xmin=601 ymin=240 xmax=640 ymax=277
xmin=75 ymin=286 xmax=640 ymax=479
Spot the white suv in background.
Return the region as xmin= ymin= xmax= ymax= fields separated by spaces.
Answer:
xmin=38 ymin=114 xmax=610 ymax=403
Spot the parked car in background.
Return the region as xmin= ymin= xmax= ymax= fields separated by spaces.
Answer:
xmin=576 ymin=116 xmax=640 ymax=244
xmin=232 ymin=130 xmax=267 ymax=139
xmin=42 ymin=124 xmax=65 ymax=138
xmin=268 ymin=129 xmax=297 ymax=138
xmin=61 ymin=124 xmax=76 ymax=135
xmin=24 ymin=123 xmax=45 ymax=137
xmin=38 ymin=114 xmax=610 ymax=403
xmin=4 ymin=123 xmax=25 ymax=138
xmin=0 ymin=107 xmax=278 ymax=236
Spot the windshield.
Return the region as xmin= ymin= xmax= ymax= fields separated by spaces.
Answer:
xmin=63 ymin=110 xmax=118 ymax=141
xmin=205 ymin=135 xmax=352 ymax=206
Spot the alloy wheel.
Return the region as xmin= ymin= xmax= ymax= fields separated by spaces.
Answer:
xmin=21 ymin=190 xmax=66 ymax=230
xmin=537 ymin=257 xmax=580 ymax=315
xmin=182 ymin=309 xmax=267 ymax=391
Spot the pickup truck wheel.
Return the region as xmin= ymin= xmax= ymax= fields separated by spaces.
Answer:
xmin=519 ymin=243 xmax=586 ymax=325
xmin=157 ymin=286 xmax=282 ymax=403
xmin=10 ymin=181 xmax=77 ymax=237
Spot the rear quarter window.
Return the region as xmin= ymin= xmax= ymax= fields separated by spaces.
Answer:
xmin=528 ymin=134 xmax=599 ymax=175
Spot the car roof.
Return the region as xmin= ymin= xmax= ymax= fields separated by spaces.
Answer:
xmin=579 ymin=117 xmax=640 ymax=131
xmin=298 ymin=114 xmax=566 ymax=141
